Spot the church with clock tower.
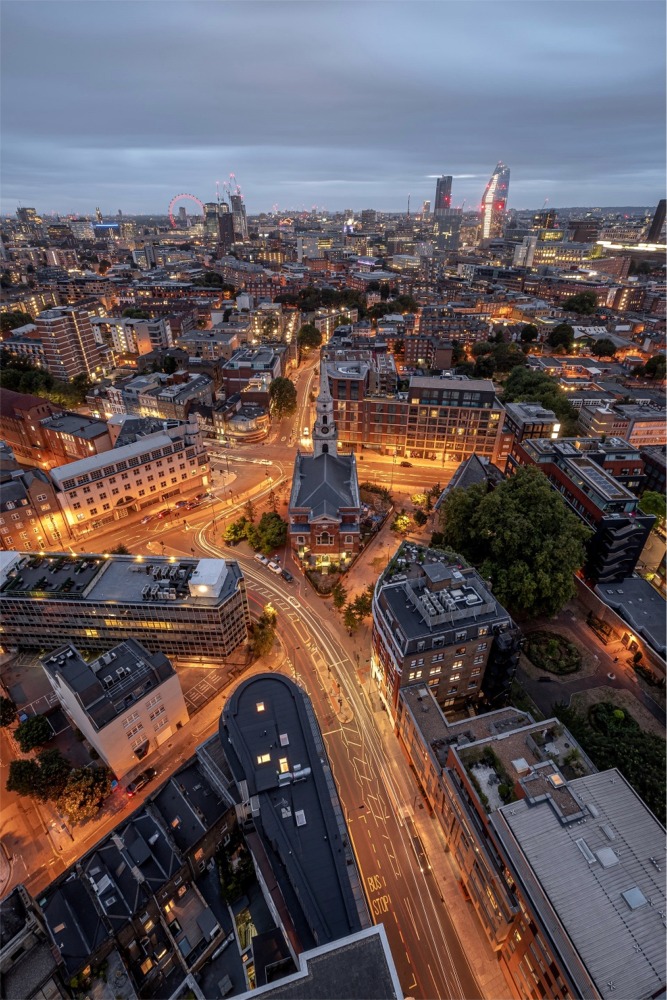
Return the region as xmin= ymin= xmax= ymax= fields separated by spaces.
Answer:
xmin=287 ymin=360 xmax=361 ymax=571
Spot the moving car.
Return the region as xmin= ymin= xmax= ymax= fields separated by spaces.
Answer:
xmin=156 ymin=508 xmax=171 ymax=520
xmin=174 ymin=500 xmax=189 ymax=508
xmin=281 ymin=569 xmax=294 ymax=582
xmin=126 ymin=767 xmax=157 ymax=796
xmin=400 ymin=460 xmax=413 ymax=467
xmin=140 ymin=514 xmax=153 ymax=525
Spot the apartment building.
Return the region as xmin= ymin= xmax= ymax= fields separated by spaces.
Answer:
xmin=0 ymin=885 xmax=68 ymax=1000
xmin=503 ymin=402 xmax=561 ymax=443
xmin=92 ymin=315 xmax=173 ymax=356
xmin=328 ymin=362 xmax=507 ymax=464
xmin=102 ymin=372 xmax=214 ymax=422
xmin=0 ymin=388 xmax=61 ymax=466
xmin=221 ymin=347 xmax=282 ymax=397
xmin=48 ymin=418 xmax=207 ymax=536
xmin=395 ymin=687 xmax=665 ymax=1000
xmin=371 ymin=543 xmax=521 ymax=716
xmin=0 ymin=552 xmax=249 ymax=660
xmin=508 ymin=437 xmax=654 ymax=583
xmin=34 ymin=306 xmax=107 ymax=379
xmin=0 ymin=457 xmax=70 ymax=551
xmin=41 ymin=638 xmax=189 ymax=776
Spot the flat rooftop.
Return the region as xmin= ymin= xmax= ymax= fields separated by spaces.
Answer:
xmin=377 ymin=544 xmax=508 ymax=642
xmin=564 ymin=455 xmax=633 ymax=503
xmin=492 ymin=770 xmax=667 ymax=1000
xmin=0 ymin=552 xmax=242 ymax=608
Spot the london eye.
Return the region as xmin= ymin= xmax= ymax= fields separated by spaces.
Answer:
xmin=168 ymin=193 xmax=205 ymax=228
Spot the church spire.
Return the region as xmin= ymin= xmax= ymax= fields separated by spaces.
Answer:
xmin=312 ymin=357 xmax=338 ymax=458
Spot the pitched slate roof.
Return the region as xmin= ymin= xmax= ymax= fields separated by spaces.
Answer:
xmin=290 ymin=452 xmax=360 ymax=521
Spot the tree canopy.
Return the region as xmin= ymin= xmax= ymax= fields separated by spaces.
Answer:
xmin=438 ymin=466 xmax=591 ymax=617
xmin=1 ymin=311 xmax=33 ymax=333
xmin=57 ymin=767 xmax=112 ymax=824
xmin=589 ymin=338 xmax=617 ymax=358
xmin=0 ymin=696 xmax=16 ymax=727
xmin=247 ymin=512 xmax=287 ymax=555
xmin=520 ymin=324 xmax=539 ymax=343
xmin=562 ymin=291 xmax=598 ymax=315
xmin=250 ymin=609 xmax=277 ymax=658
xmin=636 ymin=355 xmax=665 ymax=380
xmin=0 ymin=352 xmax=92 ymax=407
xmin=268 ymin=376 xmax=297 ymax=417
xmin=547 ymin=323 xmax=575 ymax=350
xmin=501 ymin=366 xmax=580 ymax=434
xmin=296 ymin=323 xmax=323 ymax=350
xmin=15 ymin=714 xmax=52 ymax=753
xmin=639 ymin=490 xmax=666 ymax=525
xmin=121 ymin=307 xmax=150 ymax=319
xmin=555 ymin=702 xmax=665 ymax=825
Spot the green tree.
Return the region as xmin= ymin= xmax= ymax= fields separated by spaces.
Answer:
xmin=491 ymin=342 xmax=527 ymax=373
xmin=439 ymin=466 xmax=591 ymax=618
xmin=105 ymin=544 xmax=130 ymax=555
xmin=269 ymin=377 xmax=297 ymax=418
xmin=121 ymin=307 xmax=150 ymax=319
xmin=332 ymin=581 xmax=348 ymax=610
xmin=343 ymin=605 xmax=359 ymax=632
xmin=450 ymin=341 xmax=465 ymax=365
xmin=501 ymin=366 xmax=579 ymax=434
xmin=98 ymin=259 xmax=111 ymax=274
xmin=36 ymin=748 xmax=72 ymax=799
xmin=471 ymin=341 xmax=495 ymax=357
xmin=192 ymin=271 xmax=225 ymax=288
xmin=1 ymin=311 xmax=33 ymax=333
xmin=15 ymin=714 xmax=52 ymax=753
xmin=563 ymin=291 xmax=598 ymax=315
xmin=637 ymin=355 xmax=666 ymax=380
xmin=413 ymin=509 xmax=428 ymax=526
xmin=250 ymin=612 xmax=277 ymax=658
xmin=0 ymin=696 xmax=16 ymax=727
xmin=520 ymin=324 xmax=539 ymax=343
xmin=555 ymin=702 xmax=665 ymax=825
xmin=247 ymin=512 xmax=287 ymax=555
xmin=547 ymin=323 xmax=575 ymax=350
xmin=473 ymin=354 xmax=496 ymax=378
xmin=639 ymin=490 xmax=666 ymax=525
xmin=296 ymin=323 xmax=323 ymax=351
xmin=57 ymin=767 xmax=112 ymax=824
xmin=391 ymin=512 xmax=413 ymax=535
xmin=244 ymin=499 xmax=257 ymax=523
xmin=351 ymin=585 xmax=375 ymax=621
xmin=162 ymin=355 xmax=178 ymax=375
xmin=224 ymin=516 xmax=250 ymax=543
xmin=589 ymin=338 xmax=617 ymax=359
xmin=6 ymin=759 xmax=42 ymax=797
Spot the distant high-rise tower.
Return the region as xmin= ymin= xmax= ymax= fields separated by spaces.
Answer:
xmin=230 ymin=194 xmax=248 ymax=241
xmin=421 ymin=200 xmax=431 ymax=217
xmin=178 ymin=206 xmax=187 ymax=227
xmin=646 ymin=199 xmax=666 ymax=243
xmin=532 ymin=209 xmax=556 ymax=230
xmin=433 ymin=176 xmax=453 ymax=219
xmin=204 ymin=202 xmax=221 ymax=245
xmin=480 ymin=162 xmax=510 ymax=239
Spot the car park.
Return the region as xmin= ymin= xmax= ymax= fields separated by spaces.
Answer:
xmin=126 ymin=767 xmax=157 ymax=796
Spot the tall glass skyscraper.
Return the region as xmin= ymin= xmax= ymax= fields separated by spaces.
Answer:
xmin=433 ymin=176 xmax=453 ymax=218
xmin=480 ymin=162 xmax=510 ymax=239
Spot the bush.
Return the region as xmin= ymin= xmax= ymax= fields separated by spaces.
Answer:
xmin=524 ymin=631 xmax=581 ymax=674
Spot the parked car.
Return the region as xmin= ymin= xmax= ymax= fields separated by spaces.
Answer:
xmin=268 ymin=560 xmax=282 ymax=575
xmin=184 ymin=500 xmax=200 ymax=511
xmin=400 ymin=460 xmax=413 ymax=467
xmin=126 ymin=767 xmax=157 ymax=796
xmin=254 ymin=553 xmax=269 ymax=565
xmin=281 ymin=569 xmax=294 ymax=582
xmin=156 ymin=509 xmax=171 ymax=520
xmin=174 ymin=500 xmax=189 ymax=508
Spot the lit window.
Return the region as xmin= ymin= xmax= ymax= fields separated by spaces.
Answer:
xmin=256 ymin=702 xmax=265 ymax=712
xmin=257 ymin=753 xmax=271 ymax=764
xmin=279 ymin=757 xmax=289 ymax=773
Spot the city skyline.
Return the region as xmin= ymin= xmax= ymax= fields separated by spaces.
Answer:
xmin=1 ymin=1 xmax=665 ymax=215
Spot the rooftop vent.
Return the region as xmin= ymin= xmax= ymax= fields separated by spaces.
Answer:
xmin=621 ymin=886 xmax=647 ymax=911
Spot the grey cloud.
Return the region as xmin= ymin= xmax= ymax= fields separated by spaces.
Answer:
xmin=0 ymin=0 xmax=664 ymax=212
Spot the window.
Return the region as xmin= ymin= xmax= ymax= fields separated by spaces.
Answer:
xmin=452 ymin=659 xmax=463 ymax=669
xmin=471 ymin=667 xmax=481 ymax=676
xmin=36 ymin=493 xmax=47 ymax=502
xmin=474 ymin=655 xmax=484 ymax=665
xmin=121 ymin=473 xmax=129 ymax=481
xmin=102 ymin=504 xmax=110 ymax=511
xmin=477 ymin=642 xmax=487 ymax=651
xmin=256 ymin=702 xmax=265 ymax=712
xmin=429 ymin=666 xmax=441 ymax=676
xmin=112 ymin=488 xmax=119 ymax=496
xmin=4 ymin=502 xmax=14 ymax=510
xmin=432 ymin=653 xmax=444 ymax=662
xmin=279 ymin=757 xmax=289 ymax=773
xmin=257 ymin=753 xmax=271 ymax=764
xmin=478 ymin=626 xmax=489 ymax=637
xmin=455 ymin=630 xmax=467 ymax=641
xmin=83 ymin=487 xmax=91 ymax=495
xmin=10 ymin=513 xmax=20 ymax=521
xmin=154 ymin=716 xmax=169 ymax=733
xmin=146 ymin=694 xmax=162 ymax=710
xmin=449 ymin=673 xmax=461 ymax=682
xmin=456 ymin=646 xmax=466 ymax=655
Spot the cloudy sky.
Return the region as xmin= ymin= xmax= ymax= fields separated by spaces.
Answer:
xmin=1 ymin=1 xmax=665 ymax=216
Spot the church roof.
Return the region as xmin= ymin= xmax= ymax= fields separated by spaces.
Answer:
xmin=290 ymin=451 xmax=360 ymax=519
